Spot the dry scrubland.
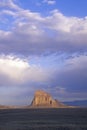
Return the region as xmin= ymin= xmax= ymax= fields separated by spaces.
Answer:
xmin=0 ymin=108 xmax=87 ymax=130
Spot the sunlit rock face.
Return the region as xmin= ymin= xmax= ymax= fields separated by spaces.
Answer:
xmin=31 ymin=90 xmax=66 ymax=108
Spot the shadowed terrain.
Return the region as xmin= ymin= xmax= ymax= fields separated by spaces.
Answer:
xmin=0 ymin=108 xmax=87 ymax=130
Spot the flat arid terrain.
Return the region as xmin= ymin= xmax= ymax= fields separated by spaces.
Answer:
xmin=0 ymin=108 xmax=87 ymax=130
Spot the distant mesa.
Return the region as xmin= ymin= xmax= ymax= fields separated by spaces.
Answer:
xmin=0 ymin=105 xmax=14 ymax=109
xmin=0 ymin=105 xmax=19 ymax=109
xmin=30 ymin=90 xmax=69 ymax=108
xmin=0 ymin=105 xmax=8 ymax=109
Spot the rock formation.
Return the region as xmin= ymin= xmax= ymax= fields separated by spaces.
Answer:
xmin=31 ymin=90 xmax=67 ymax=108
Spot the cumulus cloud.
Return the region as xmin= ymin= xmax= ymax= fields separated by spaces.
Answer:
xmin=0 ymin=1 xmax=87 ymax=55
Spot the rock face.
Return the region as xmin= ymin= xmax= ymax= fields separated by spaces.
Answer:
xmin=31 ymin=90 xmax=67 ymax=108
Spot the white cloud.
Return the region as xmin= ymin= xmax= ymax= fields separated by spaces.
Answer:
xmin=0 ymin=1 xmax=87 ymax=55
xmin=0 ymin=55 xmax=51 ymax=86
xmin=1 ymin=10 xmax=16 ymax=16
xmin=43 ymin=0 xmax=56 ymax=5
xmin=0 ymin=55 xmax=28 ymax=80
xmin=44 ymin=9 xmax=87 ymax=33
xmin=0 ymin=0 xmax=21 ymax=11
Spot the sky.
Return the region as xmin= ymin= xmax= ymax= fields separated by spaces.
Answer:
xmin=0 ymin=0 xmax=87 ymax=106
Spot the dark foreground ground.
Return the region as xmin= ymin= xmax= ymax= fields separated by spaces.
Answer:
xmin=0 ymin=108 xmax=87 ymax=130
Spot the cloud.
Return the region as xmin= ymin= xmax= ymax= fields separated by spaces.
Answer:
xmin=0 ymin=55 xmax=51 ymax=86
xmin=50 ymin=55 xmax=87 ymax=92
xmin=41 ymin=54 xmax=87 ymax=101
xmin=42 ymin=0 xmax=56 ymax=5
xmin=0 ymin=1 xmax=87 ymax=55
xmin=45 ymin=9 xmax=87 ymax=33
xmin=0 ymin=0 xmax=21 ymax=11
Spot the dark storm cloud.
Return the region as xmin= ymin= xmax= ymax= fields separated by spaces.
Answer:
xmin=49 ymin=55 xmax=87 ymax=93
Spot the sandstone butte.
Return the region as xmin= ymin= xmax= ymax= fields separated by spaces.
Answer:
xmin=30 ymin=90 xmax=72 ymax=108
xmin=0 ymin=90 xmax=74 ymax=109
